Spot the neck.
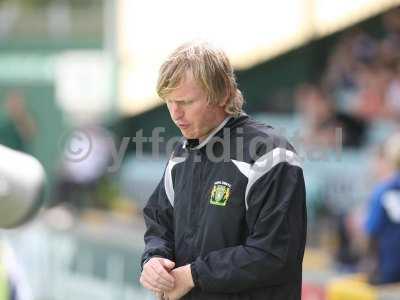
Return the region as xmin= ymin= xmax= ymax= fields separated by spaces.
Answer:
xmin=198 ymin=114 xmax=230 ymax=143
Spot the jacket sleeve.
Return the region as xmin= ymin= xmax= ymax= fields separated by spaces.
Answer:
xmin=141 ymin=173 xmax=175 ymax=269
xmin=190 ymin=161 xmax=307 ymax=293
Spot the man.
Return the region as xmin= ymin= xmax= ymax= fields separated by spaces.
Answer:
xmin=140 ymin=41 xmax=307 ymax=300
xmin=0 ymin=90 xmax=37 ymax=153
xmin=364 ymin=132 xmax=400 ymax=284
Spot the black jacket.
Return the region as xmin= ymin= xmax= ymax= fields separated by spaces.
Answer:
xmin=142 ymin=114 xmax=307 ymax=299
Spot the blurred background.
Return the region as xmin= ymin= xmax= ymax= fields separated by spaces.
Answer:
xmin=1 ymin=0 xmax=400 ymax=299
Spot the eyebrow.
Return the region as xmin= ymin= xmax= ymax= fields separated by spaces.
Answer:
xmin=167 ymin=98 xmax=195 ymax=103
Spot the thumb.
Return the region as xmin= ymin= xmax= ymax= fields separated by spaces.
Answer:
xmin=162 ymin=259 xmax=175 ymax=270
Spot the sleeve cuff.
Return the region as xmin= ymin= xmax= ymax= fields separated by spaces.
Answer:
xmin=190 ymin=262 xmax=200 ymax=288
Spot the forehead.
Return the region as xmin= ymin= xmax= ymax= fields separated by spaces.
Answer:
xmin=166 ymin=71 xmax=205 ymax=101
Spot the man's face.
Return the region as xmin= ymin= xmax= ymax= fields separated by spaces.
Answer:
xmin=165 ymin=72 xmax=227 ymax=142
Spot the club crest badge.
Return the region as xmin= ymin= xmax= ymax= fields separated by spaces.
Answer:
xmin=210 ymin=181 xmax=231 ymax=206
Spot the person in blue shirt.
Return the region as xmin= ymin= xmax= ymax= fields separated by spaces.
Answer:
xmin=365 ymin=132 xmax=400 ymax=284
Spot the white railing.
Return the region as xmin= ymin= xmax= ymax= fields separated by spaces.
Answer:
xmin=4 ymin=219 xmax=153 ymax=300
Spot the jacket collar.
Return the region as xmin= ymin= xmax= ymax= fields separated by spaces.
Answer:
xmin=183 ymin=116 xmax=232 ymax=150
xmin=182 ymin=112 xmax=248 ymax=150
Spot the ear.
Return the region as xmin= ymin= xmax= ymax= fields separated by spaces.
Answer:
xmin=219 ymin=93 xmax=229 ymax=107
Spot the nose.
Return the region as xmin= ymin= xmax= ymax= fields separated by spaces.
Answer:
xmin=169 ymin=102 xmax=184 ymax=120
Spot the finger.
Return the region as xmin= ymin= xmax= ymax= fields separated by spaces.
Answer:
xmin=142 ymin=270 xmax=173 ymax=291
xmin=161 ymin=259 xmax=175 ymax=270
xmin=142 ymin=279 xmax=162 ymax=293
xmin=142 ymin=260 xmax=174 ymax=290
xmin=144 ymin=260 xmax=174 ymax=283
xmin=141 ymin=272 xmax=164 ymax=291
xmin=140 ymin=275 xmax=163 ymax=293
xmin=143 ymin=271 xmax=173 ymax=290
xmin=150 ymin=263 xmax=175 ymax=287
xmin=155 ymin=292 xmax=164 ymax=300
xmin=151 ymin=263 xmax=175 ymax=285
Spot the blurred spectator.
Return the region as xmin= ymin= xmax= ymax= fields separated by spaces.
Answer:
xmin=334 ymin=144 xmax=394 ymax=273
xmin=364 ymin=132 xmax=400 ymax=284
xmin=295 ymin=83 xmax=367 ymax=148
xmin=0 ymin=90 xmax=37 ymax=152
xmin=383 ymin=61 xmax=400 ymax=121
xmin=323 ymin=30 xmax=379 ymax=113
xmin=321 ymin=19 xmax=400 ymax=124
xmin=335 ymin=212 xmax=361 ymax=272
xmin=352 ymin=63 xmax=391 ymax=121
xmin=372 ymin=143 xmax=397 ymax=183
xmin=381 ymin=7 xmax=400 ymax=68
xmin=298 ymin=9 xmax=400 ymax=153
xmin=324 ymin=32 xmax=359 ymax=94
xmin=53 ymin=124 xmax=115 ymax=210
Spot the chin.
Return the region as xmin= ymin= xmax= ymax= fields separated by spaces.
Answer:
xmin=181 ymin=131 xmax=196 ymax=140
xmin=183 ymin=135 xmax=196 ymax=140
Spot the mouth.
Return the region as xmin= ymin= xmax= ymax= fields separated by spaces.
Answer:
xmin=177 ymin=123 xmax=189 ymax=129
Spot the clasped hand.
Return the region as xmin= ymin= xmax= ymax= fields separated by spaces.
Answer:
xmin=140 ymin=257 xmax=194 ymax=300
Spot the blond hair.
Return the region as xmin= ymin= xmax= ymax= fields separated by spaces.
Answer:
xmin=157 ymin=41 xmax=244 ymax=116
xmin=385 ymin=132 xmax=400 ymax=170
